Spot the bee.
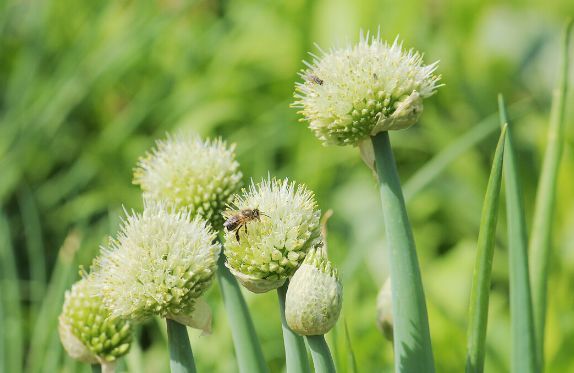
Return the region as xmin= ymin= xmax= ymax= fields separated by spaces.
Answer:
xmin=307 ymin=74 xmax=324 ymax=85
xmin=224 ymin=208 xmax=269 ymax=242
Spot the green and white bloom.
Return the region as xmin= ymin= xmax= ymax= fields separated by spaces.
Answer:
xmin=285 ymin=245 xmax=343 ymax=336
xmin=223 ymin=178 xmax=321 ymax=293
xmin=134 ymin=133 xmax=242 ymax=228
xmin=293 ymin=31 xmax=441 ymax=146
xmin=93 ymin=200 xmax=220 ymax=331
xmin=376 ymin=278 xmax=393 ymax=341
xmin=59 ymin=277 xmax=132 ymax=367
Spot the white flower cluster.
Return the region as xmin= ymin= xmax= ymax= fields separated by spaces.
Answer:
xmin=134 ymin=134 xmax=242 ymax=228
xmin=93 ymin=201 xmax=220 ymax=322
xmin=294 ymin=32 xmax=441 ymax=146
xmin=223 ymin=178 xmax=321 ymax=293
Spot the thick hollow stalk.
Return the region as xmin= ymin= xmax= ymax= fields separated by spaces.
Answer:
xmin=371 ymin=131 xmax=435 ymax=372
xmin=465 ymin=126 xmax=507 ymax=373
xmin=529 ymin=19 xmax=573 ymax=370
xmin=166 ymin=318 xmax=197 ymax=373
xmin=216 ymin=255 xmax=268 ymax=373
xmin=306 ymin=335 xmax=336 ymax=373
xmin=277 ymin=283 xmax=311 ymax=373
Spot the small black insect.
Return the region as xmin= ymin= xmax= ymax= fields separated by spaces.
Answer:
xmin=308 ymin=74 xmax=324 ymax=85
xmin=224 ymin=208 xmax=269 ymax=242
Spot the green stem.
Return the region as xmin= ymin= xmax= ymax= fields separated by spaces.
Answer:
xmin=216 ymin=255 xmax=268 ymax=373
xmin=371 ymin=131 xmax=435 ymax=373
xmin=306 ymin=335 xmax=336 ymax=373
xmin=465 ymin=126 xmax=507 ymax=373
xmin=91 ymin=364 xmax=102 ymax=373
xmin=498 ymin=95 xmax=538 ymax=373
xmin=166 ymin=318 xmax=197 ymax=373
xmin=277 ymin=283 xmax=311 ymax=373
xmin=530 ymin=19 xmax=573 ymax=371
xmin=344 ymin=320 xmax=358 ymax=373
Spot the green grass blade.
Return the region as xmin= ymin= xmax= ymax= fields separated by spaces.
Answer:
xmin=0 ymin=211 xmax=24 ymax=373
xmin=529 ymin=19 xmax=573 ymax=370
xmin=371 ymin=131 xmax=435 ymax=373
xmin=306 ymin=335 xmax=336 ymax=373
xmin=166 ymin=318 xmax=197 ymax=373
xmin=27 ymin=230 xmax=82 ymax=373
xmin=344 ymin=320 xmax=358 ymax=373
xmin=17 ymin=186 xmax=46 ymax=323
xmin=465 ymin=125 xmax=507 ymax=373
xmin=498 ymin=95 xmax=538 ymax=373
xmin=216 ymin=255 xmax=269 ymax=373
xmin=277 ymin=282 xmax=311 ymax=373
xmin=403 ymin=100 xmax=530 ymax=201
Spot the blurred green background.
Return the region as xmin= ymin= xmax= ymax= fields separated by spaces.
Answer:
xmin=1 ymin=0 xmax=573 ymax=372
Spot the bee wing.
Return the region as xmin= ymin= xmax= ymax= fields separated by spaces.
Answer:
xmin=222 ymin=208 xmax=237 ymax=219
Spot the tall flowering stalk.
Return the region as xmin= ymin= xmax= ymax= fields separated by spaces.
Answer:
xmin=293 ymin=31 xmax=441 ymax=371
xmin=285 ymin=211 xmax=342 ymax=373
xmin=223 ymin=177 xmax=321 ymax=372
xmin=223 ymin=178 xmax=321 ymax=292
xmin=92 ymin=201 xmax=220 ymax=372
xmin=133 ymin=133 xmax=267 ymax=372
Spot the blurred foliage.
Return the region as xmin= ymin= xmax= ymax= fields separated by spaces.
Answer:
xmin=1 ymin=0 xmax=574 ymax=372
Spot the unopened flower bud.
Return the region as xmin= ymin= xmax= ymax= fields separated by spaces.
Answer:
xmin=376 ymin=278 xmax=393 ymax=341
xmin=285 ymin=245 xmax=342 ymax=335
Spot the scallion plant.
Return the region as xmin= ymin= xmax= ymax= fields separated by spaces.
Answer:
xmin=222 ymin=177 xmax=322 ymax=372
xmin=285 ymin=211 xmax=342 ymax=373
xmin=293 ymin=31 xmax=441 ymax=372
xmin=133 ymin=133 xmax=268 ymax=372
xmin=92 ymin=201 xmax=220 ymax=372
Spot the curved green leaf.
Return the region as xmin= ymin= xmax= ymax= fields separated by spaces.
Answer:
xmin=466 ymin=125 xmax=507 ymax=373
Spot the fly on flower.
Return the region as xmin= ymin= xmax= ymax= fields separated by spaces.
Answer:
xmin=224 ymin=208 xmax=269 ymax=242
xmin=307 ymin=73 xmax=324 ymax=85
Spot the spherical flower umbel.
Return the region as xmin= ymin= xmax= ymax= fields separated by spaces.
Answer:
xmin=223 ymin=178 xmax=321 ymax=293
xmin=293 ymin=31 xmax=441 ymax=146
xmin=285 ymin=245 xmax=343 ymax=335
xmin=59 ymin=277 xmax=132 ymax=366
xmin=133 ymin=134 xmax=242 ymax=228
xmin=93 ymin=200 xmax=220 ymax=328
